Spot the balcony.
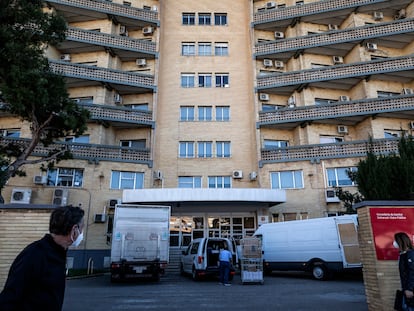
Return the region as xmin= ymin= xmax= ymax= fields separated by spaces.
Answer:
xmin=260 ymin=138 xmax=398 ymax=165
xmin=84 ymin=104 xmax=154 ymax=128
xmin=257 ymin=55 xmax=414 ymax=95
xmin=258 ymin=95 xmax=414 ymax=129
xmin=49 ymin=60 xmax=156 ymax=94
xmin=46 ymin=0 xmax=159 ymax=28
xmin=0 ymin=137 xmax=152 ymax=166
xmin=57 ymin=27 xmax=157 ymax=61
xmin=253 ymin=0 xmax=410 ymax=31
xmin=255 ymin=18 xmax=414 ymax=60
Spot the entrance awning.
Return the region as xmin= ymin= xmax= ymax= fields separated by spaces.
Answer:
xmin=122 ymin=188 xmax=286 ymax=213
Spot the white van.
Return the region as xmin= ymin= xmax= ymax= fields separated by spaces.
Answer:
xmin=254 ymin=215 xmax=361 ymax=280
xmin=180 ymin=238 xmax=236 ymax=281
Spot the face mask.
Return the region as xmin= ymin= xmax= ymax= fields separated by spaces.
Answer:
xmin=71 ymin=228 xmax=84 ymax=247
xmin=393 ymin=240 xmax=399 ymax=249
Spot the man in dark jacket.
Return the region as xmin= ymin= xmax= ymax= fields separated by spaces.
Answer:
xmin=0 ymin=205 xmax=85 ymax=311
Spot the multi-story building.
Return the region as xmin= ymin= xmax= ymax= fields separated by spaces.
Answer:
xmin=1 ymin=0 xmax=413 ymax=271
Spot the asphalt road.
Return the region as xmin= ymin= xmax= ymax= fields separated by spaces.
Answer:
xmin=63 ymin=272 xmax=368 ymax=311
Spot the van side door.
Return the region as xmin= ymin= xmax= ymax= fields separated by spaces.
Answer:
xmin=335 ymin=217 xmax=361 ymax=268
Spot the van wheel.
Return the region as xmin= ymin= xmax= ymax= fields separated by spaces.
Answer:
xmin=192 ymin=267 xmax=199 ymax=281
xmin=312 ymin=264 xmax=328 ymax=280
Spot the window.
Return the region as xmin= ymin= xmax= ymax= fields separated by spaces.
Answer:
xmin=384 ymin=130 xmax=404 ymax=138
xmin=377 ymin=91 xmax=400 ymax=98
xmin=208 ymin=176 xmax=231 ymax=188
xmin=311 ymin=63 xmax=329 ymax=69
xmin=198 ymin=73 xmax=212 ymax=87
xmin=0 ymin=129 xmax=20 ymax=137
xmin=214 ymin=13 xmax=227 ymax=25
xmin=215 ymin=74 xmax=229 ymax=87
xmin=216 ymin=106 xmax=230 ymax=121
xmin=198 ymin=42 xmax=212 ymax=56
xmin=127 ymin=103 xmax=148 ymax=111
xmin=182 ymin=42 xmax=196 ymax=56
xmin=71 ymin=96 xmax=93 ymax=105
xmin=178 ymin=176 xmax=202 ymax=188
xmin=264 ymin=140 xmax=289 ymax=148
xmin=215 ymin=42 xmax=228 ymax=56
xmin=198 ymin=106 xmax=212 ymax=121
xmin=181 ymin=74 xmax=195 ymax=88
xmin=315 ymin=98 xmax=338 ymax=105
xmin=198 ymin=13 xmax=211 ymax=25
xmin=65 ymin=135 xmax=89 ymax=143
xmin=47 ymin=168 xmax=83 ymax=187
xmin=120 ymin=139 xmax=146 ymax=148
xmin=198 ymin=141 xmax=213 ymax=158
xmin=180 ymin=106 xmax=195 ymax=121
xmin=271 ymin=170 xmax=303 ymax=189
xmin=182 ymin=13 xmax=195 ymax=25
xmin=110 ymin=171 xmax=144 ymax=189
xmin=262 ymin=104 xmax=283 ymax=111
xmin=179 ymin=141 xmax=195 ymax=158
xmin=326 ymin=167 xmax=357 ymax=187
xmin=216 ymin=141 xmax=231 ymax=158
xmin=319 ymin=136 xmax=344 ymax=144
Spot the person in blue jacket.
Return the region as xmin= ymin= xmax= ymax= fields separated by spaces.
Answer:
xmin=0 ymin=205 xmax=85 ymax=311
xmin=219 ymin=244 xmax=233 ymax=286
xmin=394 ymin=232 xmax=414 ymax=311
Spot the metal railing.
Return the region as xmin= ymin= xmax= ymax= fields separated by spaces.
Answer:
xmin=46 ymin=0 xmax=158 ymax=23
xmin=49 ymin=61 xmax=155 ymax=89
xmin=0 ymin=137 xmax=152 ymax=165
xmin=67 ymin=27 xmax=157 ymax=54
xmin=255 ymin=19 xmax=414 ymax=56
xmin=258 ymin=95 xmax=414 ymax=125
xmin=257 ymin=56 xmax=414 ymax=89
xmin=260 ymin=138 xmax=398 ymax=164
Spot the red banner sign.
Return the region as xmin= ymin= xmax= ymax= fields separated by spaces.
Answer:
xmin=369 ymin=207 xmax=414 ymax=260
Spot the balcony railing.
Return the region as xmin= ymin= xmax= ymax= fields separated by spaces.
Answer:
xmin=83 ymin=103 xmax=154 ymax=127
xmin=254 ymin=0 xmax=398 ymax=24
xmin=49 ymin=60 xmax=155 ymax=90
xmin=0 ymin=137 xmax=152 ymax=165
xmin=255 ymin=18 xmax=414 ymax=57
xmin=257 ymin=55 xmax=414 ymax=90
xmin=66 ymin=27 xmax=157 ymax=54
xmin=258 ymin=95 xmax=414 ymax=127
xmin=46 ymin=0 xmax=158 ymax=23
xmin=260 ymin=138 xmax=398 ymax=164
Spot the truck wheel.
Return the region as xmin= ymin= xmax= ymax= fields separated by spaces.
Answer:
xmin=192 ymin=267 xmax=199 ymax=281
xmin=312 ymin=264 xmax=329 ymax=280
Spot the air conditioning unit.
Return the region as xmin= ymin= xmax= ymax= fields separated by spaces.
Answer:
xmin=33 ymin=175 xmax=47 ymax=185
xmin=325 ymin=189 xmax=340 ymax=203
xmin=332 ymin=56 xmax=344 ymax=64
xmin=337 ymin=125 xmax=349 ymax=134
xmin=266 ymin=1 xmax=276 ymax=9
xmin=373 ymin=11 xmax=384 ymax=20
xmin=153 ymin=170 xmax=163 ymax=180
xmin=232 ymin=170 xmax=243 ymax=179
xmin=409 ymin=121 xmax=414 ymax=129
xmin=402 ymin=88 xmax=413 ymax=95
xmin=274 ymin=61 xmax=284 ymax=69
xmin=365 ymin=42 xmax=378 ymax=51
xmin=136 ymin=58 xmax=147 ymax=67
xmin=328 ymin=24 xmax=339 ymax=31
xmin=108 ymin=198 xmax=121 ymax=208
xmin=274 ymin=31 xmax=284 ymax=39
xmin=249 ymin=172 xmax=257 ymax=181
xmin=94 ymin=214 xmax=106 ymax=223
xmin=10 ymin=188 xmax=32 ymax=204
xmin=259 ymin=93 xmax=270 ymax=101
xmin=114 ymin=93 xmax=122 ymax=104
xmin=152 ymin=5 xmax=158 ymax=11
xmin=52 ymin=188 xmax=69 ymax=206
xmin=395 ymin=9 xmax=407 ymax=20
xmin=60 ymin=54 xmax=71 ymax=62
xmin=263 ymin=59 xmax=273 ymax=67
xmin=142 ymin=26 xmax=154 ymax=35
xmin=119 ymin=25 xmax=128 ymax=36
xmin=339 ymin=95 xmax=350 ymax=102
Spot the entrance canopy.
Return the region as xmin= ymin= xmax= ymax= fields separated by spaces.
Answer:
xmin=122 ymin=188 xmax=286 ymax=213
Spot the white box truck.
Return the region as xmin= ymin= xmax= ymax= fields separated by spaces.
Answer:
xmin=254 ymin=215 xmax=361 ymax=280
xmin=110 ymin=204 xmax=170 ymax=282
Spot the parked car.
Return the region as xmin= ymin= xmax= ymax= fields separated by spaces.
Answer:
xmin=180 ymin=237 xmax=236 ymax=281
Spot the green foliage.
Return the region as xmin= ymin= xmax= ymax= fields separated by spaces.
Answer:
xmin=354 ymin=136 xmax=414 ymax=200
xmin=334 ymin=186 xmax=363 ymax=214
xmin=0 ymin=0 xmax=90 ymax=198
